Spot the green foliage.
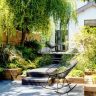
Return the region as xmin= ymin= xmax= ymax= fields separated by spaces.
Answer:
xmin=15 ymin=59 xmax=36 ymax=70
xmin=22 ymin=48 xmax=36 ymax=60
xmin=0 ymin=67 xmax=4 ymax=73
xmin=0 ymin=0 xmax=16 ymax=43
xmin=37 ymin=54 xmax=52 ymax=67
xmin=53 ymin=66 xmax=67 ymax=74
xmin=0 ymin=47 xmax=9 ymax=67
xmin=69 ymin=69 xmax=84 ymax=77
xmin=16 ymin=45 xmax=37 ymax=60
xmin=75 ymin=26 xmax=96 ymax=71
xmin=6 ymin=63 xmax=18 ymax=68
xmin=24 ymin=40 xmax=41 ymax=53
xmin=0 ymin=0 xmax=77 ymax=45
xmin=60 ymin=54 xmax=75 ymax=67
xmin=6 ymin=0 xmax=76 ymax=36
xmin=0 ymin=0 xmax=76 ymax=44
xmin=0 ymin=45 xmax=37 ymax=70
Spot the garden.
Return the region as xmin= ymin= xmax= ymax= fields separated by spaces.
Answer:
xmin=0 ymin=0 xmax=96 ymax=96
xmin=0 ymin=26 xmax=96 ymax=84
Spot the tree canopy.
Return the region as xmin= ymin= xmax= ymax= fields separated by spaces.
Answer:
xmin=0 ymin=0 xmax=76 ymax=44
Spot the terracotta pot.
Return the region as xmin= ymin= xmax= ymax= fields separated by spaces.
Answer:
xmin=4 ymin=68 xmax=22 ymax=80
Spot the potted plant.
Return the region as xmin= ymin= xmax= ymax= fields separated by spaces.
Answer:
xmin=4 ymin=63 xmax=22 ymax=80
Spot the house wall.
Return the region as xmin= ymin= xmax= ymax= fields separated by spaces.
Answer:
xmin=68 ymin=6 xmax=96 ymax=50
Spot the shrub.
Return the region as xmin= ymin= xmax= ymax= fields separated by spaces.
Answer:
xmin=24 ymin=40 xmax=41 ymax=53
xmin=0 ymin=47 xmax=9 ymax=67
xmin=75 ymin=26 xmax=96 ymax=71
xmin=37 ymin=54 xmax=52 ymax=67
xmin=53 ymin=66 xmax=67 ymax=74
xmin=0 ymin=67 xmax=4 ymax=74
xmin=15 ymin=58 xmax=36 ymax=70
xmin=69 ymin=69 xmax=84 ymax=77
xmin=16 ymin=45 xmax=37 ymax=60
xmin=0 ymin=67 xmax=4 ymax=79
xmin=60 ymin=54 xmax=75 ymax=67
xmin=6 ymin=63 xmax=18 ymax=68
xmin=22 ymin=47 xmax=36 ymax=60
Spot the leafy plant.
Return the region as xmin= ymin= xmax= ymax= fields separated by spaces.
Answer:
xmin=7 ymin=63 xmax=18 ymax=68
xmin=15 ymin=58 xmax=36 ymax=70
xmin=0 ymin=47 xmax=9 ymax=68
xmin=37 ymin=54 xmax=52 ymax=67
xmin=24 ymin=40 xmax=41 ymax=53
xmin=16 ymin=45 xmax=37 ymax=60
xmin=75 ymin=26 xmax=96 ymax=71
xmin=0 ymin=67 xmax=4 ymax=80
xmin=53 ymin=66 xmax=67 ymax=74
xmin=69 ymin=69 xmax=84 ymax=77
xmin=0 ymin=67 xmax=4 ymax=74
xmin=60 ymin=54 xmax=75 ymax=67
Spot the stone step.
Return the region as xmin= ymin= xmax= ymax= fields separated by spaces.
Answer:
xmin=52 ymin=61 xmax=60 ymax=64
xmin=51 ymin=54 xmax=62 ymax=64
xmin=27 ymin=64 xmax=60 ymax=77
xmin=52 ymin=54 xmax=62 ymax=58
xmin=22 ymin=77 xmax=49 ymax=85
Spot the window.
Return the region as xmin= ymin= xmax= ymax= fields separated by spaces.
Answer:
xmin=84 ymin=19 xmax=96 ymax=27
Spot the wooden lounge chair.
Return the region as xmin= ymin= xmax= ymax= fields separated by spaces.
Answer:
xmin=42 ymin=59 xmax=78 ymax=95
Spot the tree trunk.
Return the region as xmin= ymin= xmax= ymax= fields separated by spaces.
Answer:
xmin=6 ymin=32 xmax=9 ymax=45
xmin=20 ymin=30 xmax=26 ymax=45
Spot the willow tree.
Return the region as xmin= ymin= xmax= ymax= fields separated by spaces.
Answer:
xmin=4 ymin=0 xmax=76 ymax=44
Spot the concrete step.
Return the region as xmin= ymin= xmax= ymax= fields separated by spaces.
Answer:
xmin=27 ymin=64 xmax=60 ymax=77
xmin=51 ymin=54 xmax=62 ymax=64
xmin=22 ymin=77 xmax=49 ymax=85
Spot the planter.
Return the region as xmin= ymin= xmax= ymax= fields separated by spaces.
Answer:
xmin=66 ymin=77 xmax=84 ymax=84
xmin=85 ymin=69 xmax=96 ymax=75
xmin=4 ymin=68 xmax=22 ymax=80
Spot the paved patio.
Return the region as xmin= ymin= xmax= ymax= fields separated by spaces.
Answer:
xmin=0 ymin=80 xmax=84 ymax=96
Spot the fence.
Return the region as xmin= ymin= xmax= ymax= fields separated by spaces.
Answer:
xmin=1 ymin=31 xmax=41 ymax=46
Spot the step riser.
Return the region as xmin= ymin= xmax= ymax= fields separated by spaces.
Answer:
xmin=22 ymin=80 xmax=47 ymax=85
xmin=27 ymin=72 xmax=48 ymax=77
xmin=52 ymin=61 xmax=60 ymax=64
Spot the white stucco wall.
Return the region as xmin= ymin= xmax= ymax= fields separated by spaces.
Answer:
xmin=68 ymin=6 xmax=96 ymax=50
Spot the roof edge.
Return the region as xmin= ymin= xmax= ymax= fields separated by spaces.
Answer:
xmin=77 ymin=2 xmax=96 ymax=14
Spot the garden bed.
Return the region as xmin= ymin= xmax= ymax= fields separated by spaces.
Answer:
xmin=66 ymin=77 xmax=84 ymax=84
